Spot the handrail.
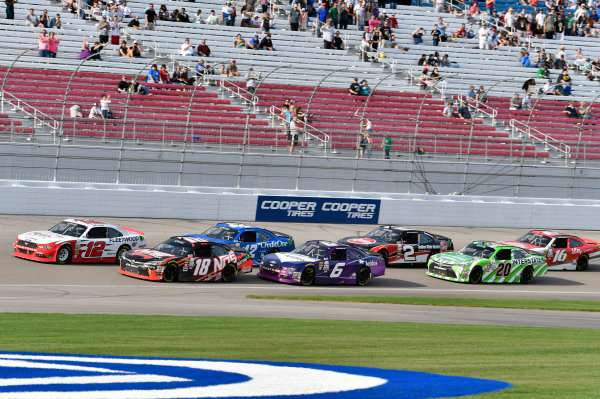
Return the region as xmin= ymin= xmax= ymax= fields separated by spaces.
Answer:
xmin=218 ymin=80 xmax=258 ymax=112
xmin=269 ymin=105 xmax=330 ymax=155
xmin=1 ymin=91 xmax=59 ymax=133
xmin=510 ymin=119 xmax=571 ymax=163
xmin=457 ymin=94 xmax=498 ymax=121
xmin=407 ymin=68 xmax=446 ymax=98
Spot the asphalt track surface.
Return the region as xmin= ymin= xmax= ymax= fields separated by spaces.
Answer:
xmin=2 ymin=215 xmax=600 ymax=329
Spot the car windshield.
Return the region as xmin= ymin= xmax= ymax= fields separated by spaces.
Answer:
xmin=49 ymin=221 xmax=87 ymax=237
xmin=154 ymin=238 xmax=193 ymax=256
xmin=516 ymin=232 xmax=551 ymax=247
xmin=459 ymin=243 xmax=495 ymax=259
xmin=364 ymin=228 xmax=400 ymax=242
xmin=202 ymin=226 xmax=238 ymax=241
xmin=292 ymin=243 xmax=328 ymax=259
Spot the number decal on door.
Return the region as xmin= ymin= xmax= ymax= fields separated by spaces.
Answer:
xmin=330 ymin=263 xmax=345 ymax=278
xmin=83 ymin=242 xmax=106 ymax=258
xmin=496 ymin=263 xmax=512 ymax=278
xmin=193 ymin=258 xmax=211 ymax=276
xmin=552 ymin=250 xmax=568 ymax=263
xmin=401 ymin=245 xmax=416 ymax=261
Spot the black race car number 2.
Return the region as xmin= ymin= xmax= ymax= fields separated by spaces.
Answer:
xmin=496 ymin=263 xmax=512 ymax=277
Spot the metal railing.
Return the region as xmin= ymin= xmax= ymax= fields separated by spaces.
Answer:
xmin=509 ymin=119 xmax=571 ymax=163
xmin=268 ymin=105 xmax=330 ymax=155
xmin=1 ymin=91 xmax=59 ymax=133
xmin=456 ymin=94 xmax=498 ymax=122
xmin=218 ymin=80 xmax=258 ymax=112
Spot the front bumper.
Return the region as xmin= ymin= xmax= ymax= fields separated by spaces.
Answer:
xmin=257 ymin=264 xmax=301 ymax=284
xmin=12 ymin=242 xmax=56 ymax=262
xmin=119 ymin=260 xmax=162 ymax=281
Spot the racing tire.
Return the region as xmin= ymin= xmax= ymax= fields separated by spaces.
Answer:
xmin=520 ymin=266 xmax=534 ymax=284
xmin=469 ymin=266 xmax=483 ymax=284
xmin=56 ymin=245 xmax=72 ymax=264
xmin=300 ymin=267 xmax=315 ymax=286
xmin=378 ymin=250 xmax=389 ymax=266
xmin=221 ymin=264 xmax=237 ymax=283
xmin=162 ymin=264 xmax=177 ymax=283
xmin=115 ymin=245 xmax=130 ymax=265
xmin=576 ymin=255 xmax=589 ymax=271
xmin=356 ymin=266 xmax=371 ymax=286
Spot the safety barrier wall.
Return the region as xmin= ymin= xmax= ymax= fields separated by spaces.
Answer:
xmin=2 ymin=181 xmax=599 ymax=230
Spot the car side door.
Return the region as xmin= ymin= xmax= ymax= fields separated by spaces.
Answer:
xmin=184 ymin=242 xmax=213 ymax=281
xmin=77 ymin=227 xmax=108 ymax=261
xmin=255 ymin=230 xmax=276 ymax=261
xmin=492 ymin=248 xmax=513 ymax=279
xmin=212 ymin=244 xmax=237 ymax=276
xmin=548 ymin=237 xmax=569 ymax=264
xmin=398 ymin=231 xmax=419 ymax=263
xmin=317 ymin=248 xmax=348 ymax=282
xmin=236 ymin=229 xmax=258 ymax=259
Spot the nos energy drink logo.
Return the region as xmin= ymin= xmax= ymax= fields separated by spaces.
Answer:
xmin=0 ymin=352 xmax=510 ymax=398
xmin=256 ymin=196 xmax=380 ymax=224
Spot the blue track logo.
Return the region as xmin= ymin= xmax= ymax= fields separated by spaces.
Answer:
xmin=0 ymin=352 xmax=510 ymax=398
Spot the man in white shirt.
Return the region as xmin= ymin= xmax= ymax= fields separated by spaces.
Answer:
xmin=206 ymin=10 xmax=219 ymax=24
xmin=180 ymin=38 xmax=194 ymax=56
xmin=478 ymin=24 xmax=489 ymax=50
xmin=119 ymin=1 xmax=131 ymax=19
xmin=320 ymin=21 xmax=335 ymax=49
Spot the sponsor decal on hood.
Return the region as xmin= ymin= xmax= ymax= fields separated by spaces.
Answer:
xmin=17 ymin=231 xmax=71 ymax=245
xmin=272 ymin=252 xmax=318 ymax=263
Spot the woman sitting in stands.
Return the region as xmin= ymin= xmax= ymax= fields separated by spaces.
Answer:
xmin=128 ymin=41 xmax=141 ymax=58
xmin=233 ymin=34 xmax=246 ymax=48
xmin=159 ymin=4 xmax=169 ymax=21
xmin=429 ymin=68 xmax=443 ymax=82
xmin=159 ymin=65 xmax=171 ymax=84
xmin=195 ymin=10 xmax=204 ymax=23
xmin=119 ymin=40 xmax=129 ymax=56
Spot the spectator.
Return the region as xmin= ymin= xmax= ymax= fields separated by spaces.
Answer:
xmin=470 ymin=2 xmax=481 ymax=18
xmin=382 ymin=134 xmax=392 ymax=159
xmin=557 ymin=69 xmax=571 ymax=84
xmin=89 ymin=103 xmax=103 ymax=119
xmin=417 ymin=54 xmax=427 ymax=66
xmin=261 ymin=12 xmax=274 ymax=34
xmin=220 ymin=59 xmax=241 ymax=77
xmin=521 ymin=93 xmax=532 ymax=110
xmin=259 ymin=33 xmax=274 ymax=50
xmin=70 ymin=104 xmax=83 ymax=118
xmin=554 ymin=55 xmax=569 ymax=70
xmin=289 ymin=115 xmax=300 ymax=155
xmin=430 ymin=67 xmax=443 ymax=81
xmin=457 ymin=102 xmax=471 ymax=119
xmin=316 ymin=2 xmax=328 ymax=34
xmin=145 ymin=3 xmax=157 ymax=30
xmin=197 ymin=39 xmax=212 ymax=57
xmin=466 ymin=85 xmax=476 ymax=102
xmin=170 ymin=8 xmax=180 ymax=22
xmin=521 ymin=51 xmax=532 ymax=67
xmin=485 ymin=0 xmax=494 ymax=14
xmin=434 ymin=0 xmax=444 ymax=13
xmin=26 ymin=8 xmax=42 ymax=27
xmin=78 ymin=36 xmax=91 ymax=59
xmin=299 ymin=7 xmax=308 ymax=31
xmin=245 ymin=67 xmax=258 ymax=95
xmin=443 ymin=101 xmax=455 ymax=118
xmin=40 ymin=10 xmax=50 ymax=28
xmin=195 ymin=9 xmax=204 ymax=24
xmin=360 ymin=80 xmax=371 ymax=95
xmin=100 ymin=94 xmax=114 ymax=119
xmin=196 ymin=58 xmax=211 ymax=77
xmin=358 ymin=131 xmax=368 ymax=158
xmin=333 ymin=31 xmax=344 ymax=50
xmin=147 ymin=64 xmax=160 ymax=83
xmin=47 ymin=32 xmax=60 ymax=58
xmin=97 ymin=16 xmax=109 ymax=44
xmin=221 ymin=2 xmax=234 ymax=25
xmin=419 ymin=68 xmax=431 ymax=89
xmin=321 ymin=21 xmax=335 ymax=49
xmin=466 ymin=23 xmax=475 ymax=38
xmin=564 ymin=82 xmax=572 ymax=96
xmin=412 ymin=27 xmax=424 ymax=45
xmin=579 ymin=102 xmax=598 ymax=120
xmin=288 ymin=3 xmax=300 ymax=31
xmin=543 ymin=79 xmax=555 ymax=95
xmin=246 ymin=34 xmax=260 ymax=49
xmin=49 ymin=13 xmax=62 ymax=29
xmin=129 ymin=41 xmax=141 ymax=57
xmin=180 ymin=38 xmax=194 ymax=56
xmin=109 ymin=15 xmax=121 ymax=45
xmin=206 ymin=10 xmax=219 ymax=24
xmin=349 ymin=78 xmax=361 ymax=95
xmin=387 ymin=34 xmax=401 ymax=49
xmin=38 ymin=30 xmax=49 ymax=57
xmin=233 ymin=34 xmax=246 ymax=48
xmin=127 ymin=15 xmax=143 ymax=30
xmin=436 ymin=17 xmax=449 ymax=42
xmin=509 ymin=93 xmax=522 ymax=110
xmin=117 ymin=75 xmax=129 ymax=92
xmin=476 ymin=86 xmax=487 ymax=103
xmin=119 ymin=1 xmax=131 ymax=19
xmin=158 ymin=4 xmax=169 ymax=21
xmin=478 ymin=23 xmax=489 ymax=49
xmin=440 ymin=54 xmax=451 ymax=67
xmin=537 ymin=66 xmax=549 ymax=79
xmin=563 ymin=101 xmax=579 ymax=118
xmin=5 ymin=0 xmax=15 ymax=20
xmin=431 ymin=24 xmax=441 ymax=46
xmin=129 ymin=79 xmax=150 ymax=95
xmin=159 ymin=64 xmax=170 ymax=84
xmin=455 ymin=23 xmax=467 ymax=38
xmin=178 ymin=8 xmax=190 ymax=23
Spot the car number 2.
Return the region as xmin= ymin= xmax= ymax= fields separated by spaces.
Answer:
xmin=401 ymin=245 xmax=416 ymax=261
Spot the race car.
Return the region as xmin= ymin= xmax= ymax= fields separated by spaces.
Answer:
xmin=339 ymin=226 xmax=453 ymax=266
xmin=258 ymin=240 xmax=385 ymax=286
xmin=12 ymin=219 xmax=145 ymax=264
xmin=119 ymin=236 xmax=252 ymax=282
xmin=502 ymin=230 xmax=600 ymax=271
xmin=427 ymin=241 xmax=547 ymax=284
xmin=186 ymin=222 xmax=295 ymax=265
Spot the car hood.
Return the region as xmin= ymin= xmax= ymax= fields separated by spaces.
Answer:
xmin=262 ymin=252 xmax=318 ymax=266
xmin=17 ymin=231 xmax=74 ymax=245
xmin=185 ymin=234 xmax=231 ymax=245
xmin=501 ymin=241 xmax=544 ymax=252
xmin=433 ymin=252 xmax=477 ymax=265
xmin=123 ymin=249 xmax=178 ymax=262
xmin=338 ymin=236 xmax=386 ymax=248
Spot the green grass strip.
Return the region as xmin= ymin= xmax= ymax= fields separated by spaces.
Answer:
xmin=1 ymin=313 xmax=599 ymax=398
xmin=247 ymin=295 xmax=600 ymax=312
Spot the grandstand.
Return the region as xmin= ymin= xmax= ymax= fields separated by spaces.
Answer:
xmin=1 ymin=0 xmax=600 ymax=190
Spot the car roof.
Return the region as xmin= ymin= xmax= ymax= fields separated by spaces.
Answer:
xmin=217 ymin=222 xmax=261 ymax=231
xmin=65 ymin=218 xmax=113 ymax=228
xmin=378 ymin=225 xmax=412 ymax=232
xmin=173 ymin=236 xmax=211 ymax=244
xmin=529 ymin=230 xmax=568 ymax=238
